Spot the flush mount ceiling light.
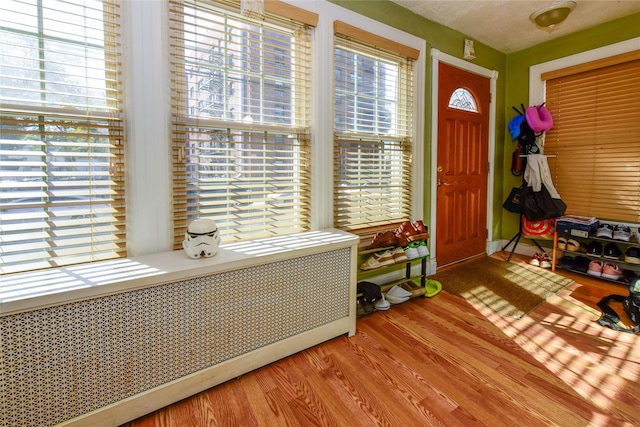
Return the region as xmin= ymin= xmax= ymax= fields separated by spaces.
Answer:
xmin=530 ymin=1 xmax=576 ymax=31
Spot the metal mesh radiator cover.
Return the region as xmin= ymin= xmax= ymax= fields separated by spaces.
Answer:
xmin=1 ymin=248 xmax=351 ymax=427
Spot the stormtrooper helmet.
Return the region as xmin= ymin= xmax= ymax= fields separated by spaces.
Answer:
xmin=182 ymin=218 xmax=221 ymax=259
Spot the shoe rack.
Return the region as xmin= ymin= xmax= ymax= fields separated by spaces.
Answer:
xmin=356 ymin=232 xmax=440 ymax=316
xmin=552 ymin=223 xmax=640 ymax=285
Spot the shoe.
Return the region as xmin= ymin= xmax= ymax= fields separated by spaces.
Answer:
xmin=625 ymin=247 xmax=640 ymax=264
xmin=391 ymin=247 xmax=408 ymax=263
xmin=415 ymin=241 xmax=429 ymax=257
xmin=586 ymin=240 xmax=602 ymax=257
xmin=366 ymin=230 xmax=396 ymax=250
xmin=404 ymin=243 xmax=420 ymax=260
xmin=602 ymin=263 xmax=622 ymax=281
xmin=385 ymin=285 xmax=412 ymax=304
xmin=587 ymin=260 xmax=603 ymax=277
xmin=539 ymin=253 xmax=552 ymax=269
xmin=360 ymin=250 xmax=395 ymax=270
xmin=613 ymin=224 xmax=631 ymax=241
xmin=596 ymin=223 xmax=614 ymax=239
xmin=395 ymin=231 xmax=410 ymax=248
xmin=374 ymin=294 xmax=390 ymax=310
xmin=387 ymin=285 xmax=412 ymax=298
xmin=411 ymin=220 xmax=430 ymax=241
xmin=574 ymin=256 xmax=591 ymax=273
xmin=396 ymin=221 xmax=418 ymax=243
xmin=622 ymin=269 xmax=638 ymax=283
xmin=558 ymin=255 xmax=574 ymax=269
xmin=603 ymin=242 xmax=622 ymax=260
xmin=566 ymin=239 xmax=582 ymax=252
xmin=529 ymin=253 xmax=541 ymax=267
xmin=557 ymin=236 xmax=567 ymax=250
xmin=635 ymin=228 xmax=640 ymax=243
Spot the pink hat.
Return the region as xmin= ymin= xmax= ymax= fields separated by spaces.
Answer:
xmin=525 ymin=105 xmax=553 ymax=132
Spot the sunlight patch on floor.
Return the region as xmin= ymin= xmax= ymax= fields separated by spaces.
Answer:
xmin=470 ymin=284 xmax=640 ymax=426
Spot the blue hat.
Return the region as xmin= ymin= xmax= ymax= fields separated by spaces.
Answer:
xmin=508 ymin=115 xmax=525 ymax=140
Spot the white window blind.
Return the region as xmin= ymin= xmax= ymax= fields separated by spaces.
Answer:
xmin=169 ymin=0 xmax=315 ymax=247
xmin=543 ymin=53 xmax=640 ymax=223
xmin=333 ymin=22 xmax=415 ymax=231
xmin=0 ymin=0 xmax=125 ymax=274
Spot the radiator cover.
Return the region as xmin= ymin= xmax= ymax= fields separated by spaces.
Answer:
xmin=1 ymin=248 xmax=351 ymax=427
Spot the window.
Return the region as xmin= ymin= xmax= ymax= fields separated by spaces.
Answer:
xmin=543 ymin=51 xmax=640 ymax=222
xmin=168 ymin=0 xmax=316 ymax=246
xmin=333 ymin=22 xmax=417 ymax=231
xmin=0 ymin=0 xmax=124 ymax=274
xmin=448 ymin=88 xmax=478 ymax=112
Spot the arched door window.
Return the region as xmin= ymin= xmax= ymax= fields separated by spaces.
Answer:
xmin=448 ymin=88 xmax=478 ymax=112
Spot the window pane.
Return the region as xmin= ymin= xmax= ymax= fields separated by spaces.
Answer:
xmin=0 ymin=0 xmax=124 ymax=274
xmin=334 ymin=35 xmax=413 ymax=231
xmin=170 ymin=0 xmax=311 ymax=246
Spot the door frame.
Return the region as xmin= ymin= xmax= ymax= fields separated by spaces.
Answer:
xmin=429 ymin=50 xmax=499 ymax=269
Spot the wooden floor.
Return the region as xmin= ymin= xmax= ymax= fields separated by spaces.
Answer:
xmin=122 ymin=252 xmax=640 ymax=427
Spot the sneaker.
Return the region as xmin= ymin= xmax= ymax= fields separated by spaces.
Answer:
xmin=557 ymin=236 xmax=568 ymax=250
xmin=529 ymin=253 xmax=541 ymax=267
xmin=602 ymin=263 xmax=622 ymax=281
xmin=587 ymin=260 xmax=603 ymax=277
xmin=613 ymin=224 xmax=631 ymax=241
xmin=404 ymin=243 xmax=419 ymax=260
xmin=625 ymin=247 xmax=640 ymax=264
xmin=603 ymin=242 xmax=622 ymax=260
xmin=596 ymin=223 xmax=614 ymax=239
xmin=566 ymin=239 xmax=582 ymax=252
xmin=586 ymin=240 xmax=602 ymax=257
xmin=391 ymin=247 xmax=408 ymax=263
xmin=360 ymin=250 xmax=395 ymax=270
xmin=539 ymin=253 xmax=552 ymax=269
xmin=415 ymin=241 xmax=429 ymax=257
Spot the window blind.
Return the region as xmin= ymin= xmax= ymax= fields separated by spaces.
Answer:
xmin=333 ymin=25 xmax=415 ymax=231
xmin=544 ymin=55 xmax=640 ymax=223
xmin=169 ymin=0 xmax=314 ymax=247
xmin=0 ymin=0 xmax=125 ymax=274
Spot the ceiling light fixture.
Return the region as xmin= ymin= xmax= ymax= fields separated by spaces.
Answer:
xmin=530 ymin=1 xmax=576 ymax=31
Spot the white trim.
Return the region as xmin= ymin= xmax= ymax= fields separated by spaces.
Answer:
xmin=529 ymin=37 xmax=640 ymax=104
xmin=430 ymin=49 xmax=498 ymax=268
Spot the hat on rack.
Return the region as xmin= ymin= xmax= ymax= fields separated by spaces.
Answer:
xmin=508 ymin=115 xmax=525 ymax=140
xmin=525 ymin=104 xmax=554 ymax=132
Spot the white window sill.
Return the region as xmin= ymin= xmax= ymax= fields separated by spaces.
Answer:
xmin=0 ymin=229 xmax=358 ymax=316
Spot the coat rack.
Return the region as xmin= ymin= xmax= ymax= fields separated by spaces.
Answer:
xmin=502 ymin=153 xmax=557 ymax=262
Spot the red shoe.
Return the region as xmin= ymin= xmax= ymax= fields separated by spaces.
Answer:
xmin=410 ymin=220 xmax=429 ymax=241
xmin=366 ymin=230 xmax=396 ymax=250
xmin=396 ymin=221 xmax=418 ymax=244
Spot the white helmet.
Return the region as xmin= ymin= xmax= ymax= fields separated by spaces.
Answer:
xmin=182 ymin=218 xmax=221 ymax=259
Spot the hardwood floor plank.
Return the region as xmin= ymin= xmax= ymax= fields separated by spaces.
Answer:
xmin=122 ymin=252 xmax=640 ymax=427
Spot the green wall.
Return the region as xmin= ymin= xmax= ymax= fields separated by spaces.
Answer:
xmin=329 ymin=1 xmax=640 ymax=245
xmin=502 ymin=12 xmax=640 ymax=240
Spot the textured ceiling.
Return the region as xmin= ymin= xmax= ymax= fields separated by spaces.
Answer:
xmin=389 ymin=0 xmax=640 ymax=53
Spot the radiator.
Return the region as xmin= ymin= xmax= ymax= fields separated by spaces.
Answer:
xmin=0 ymin=230 xmax=357 ymax=427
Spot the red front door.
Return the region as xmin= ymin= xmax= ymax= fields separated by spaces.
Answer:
xmin=436 ymin=62 xmax=490 ymax=268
